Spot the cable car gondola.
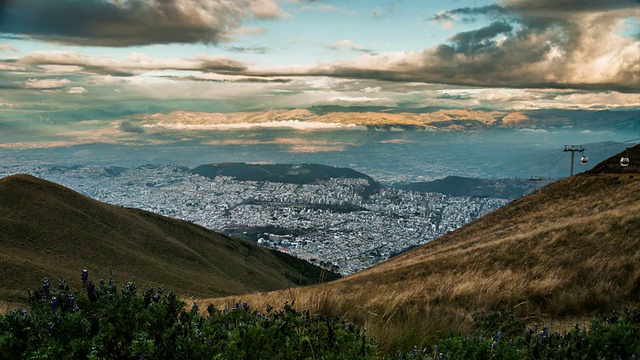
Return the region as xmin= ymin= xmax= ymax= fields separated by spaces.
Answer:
xmin=580 ymin=155 xmax=588 ymax=164
xmin=621 ymin=157 xmax=630 ymax=167
xmin=621 ymin=148 xmax=630 ymax=167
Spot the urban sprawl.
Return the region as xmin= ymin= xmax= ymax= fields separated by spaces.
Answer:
xmin=1 ymin=164 xmax=508 ymax=274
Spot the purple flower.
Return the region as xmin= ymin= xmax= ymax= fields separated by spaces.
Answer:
xmin=496 ymin=331 xmax=503 ymax=340
xmin=243 ymin=301 xmax=249 ymax=311
xmin=43 ymin=278 xmax=50 ymax=299
xmin=81 ymin=270 xmax=89 ymax=287
xmin=50 ymin=296 xmax=58 ymax=312
xmin=153 ymin=294 xmax=160 ymax=303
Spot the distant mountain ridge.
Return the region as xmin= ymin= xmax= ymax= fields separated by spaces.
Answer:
xmin=0 ymin=174 xmax=339 ymax=303
xmin=135 ymin=108 xmax=640 ymax=132
xmin=192 ymin=163 xmax=382 ymax=196
xmin=394 ymin=176 xmax=548 ymax=199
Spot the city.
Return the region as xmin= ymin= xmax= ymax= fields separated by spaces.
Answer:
xmin=0 ymin=163 xmax=508 ymax=274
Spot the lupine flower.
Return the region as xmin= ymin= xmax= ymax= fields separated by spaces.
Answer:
xmin=542 ymin=325 xmax=548 ymax=335
xmin=21 ymin=310 xmax=27 ymax=316
xmin=496 ymin=331 xmax=502 ymax=340
xmin=50 ymin=296 xmax=58 ymax=312
xmin=43 ymin=278 xmax=50 ymax=299
xmin=243 ymin=301 xmax=249 ymax=311
xmin=478 ymin=336 xmax=483 ymax=341
xmin=412 ymin=347 xmax=418 ymax=356
xmin=81 ymin=269 xmax=88 ymax=287
xmin=492 ymin=341 xmax=497 ymax=349
xmin=582 ymin=325 xmax=587 ymax=333
xmin=153 ymin=294 xmax=160 ymax=303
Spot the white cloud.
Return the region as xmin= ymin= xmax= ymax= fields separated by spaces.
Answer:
xmin=359 ymin=86 xmax=382 ymax=93
xmin=67 ymin=87 xmax=88 ymax=94
xmin=24 ymin=78 xmax=71 ymax=89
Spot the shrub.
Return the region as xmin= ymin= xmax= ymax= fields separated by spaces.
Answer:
xmin=0 ymin=271 xmax=376 ymax=359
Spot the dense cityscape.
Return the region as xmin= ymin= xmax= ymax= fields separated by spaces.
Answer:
xmin=0 ymin=163 xmax=508 ymax=274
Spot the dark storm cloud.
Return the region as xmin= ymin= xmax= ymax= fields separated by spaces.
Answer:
xmin=447 ymin=21 xmax=513 ymax=54
xmin=0 ymin=0 xmax=282 ymax=46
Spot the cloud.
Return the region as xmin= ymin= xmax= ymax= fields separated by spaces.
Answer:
xmin=431 ymin=4 xmax=508 ymax=24
xmin=24 ymin=78 xmax=71 ymax=89
xmin=66 ymin=87 xmax=88 ymax=94
xmin=288 ymin=1 xmax=639 ymax=92
xmin=120 ymin=120 xmax=146 ymax=134
xmin=226 ymin=46 xmax=268 ymax=54
xmin=372 ymin=1 xmax=400 ymax=19
xmin=10 ymin=51 xmax=248 ymax=77
xmin=359 ymin=86 xmax=381 ymax=93
xmin=0 ymin=0 xmax=283 ymax=46
xmin=0 ymin=43 xmax=17 ymax=52
xmin=326 ymin=39 xmax=371 ymax=53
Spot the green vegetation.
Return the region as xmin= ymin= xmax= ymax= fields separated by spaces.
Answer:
xmin=386 ymin=310 xmax=640 ymax=359
xmin=0 ymin=273 xmax=375 ymax=359
xmin=2 ymin=274 xmax=638 ymax=359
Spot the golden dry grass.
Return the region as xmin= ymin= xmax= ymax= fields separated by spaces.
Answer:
xmin=197 ymin=170 xmax=640 ymax=352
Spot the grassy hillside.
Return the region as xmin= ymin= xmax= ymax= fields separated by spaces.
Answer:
xmin=0 ymin=174 xmax=338 ymax=306
xmin=199 ymin=145 xmax=640 ymax=352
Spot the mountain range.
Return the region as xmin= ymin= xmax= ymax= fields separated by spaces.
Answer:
xmin=135 ymin=108 xmax=640 ymax=131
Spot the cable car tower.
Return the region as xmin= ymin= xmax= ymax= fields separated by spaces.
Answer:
xmin=563 ymin=145 xmax=587 ymax=176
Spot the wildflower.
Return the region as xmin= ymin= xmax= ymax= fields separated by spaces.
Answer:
xmin=243 ymin=301 xmax=249 ymax=311
xmin=412 ymin=347 xmax=418 ymax=356
xmin=582 ymin=325 xmax=587 ymax=334
xmin=50 ymin=296 xmax=58 ymax=312
xmin=43 ymin=278 xmax=50 ymax=299
xmin=21 ymin=310 xmax=27 ymax=316
xmin=492 ymin=341 xmax=498 ymax=349
xmin=496 ymin=331 xmax=503 ymax=340
xmin=81 ymin=269 xmax=88 ymax=287
xmin=509 ymin=340 xmax=514 ymax=347
xmin=153 ymin=294 xmax=160 ymax=303
xmin=478 ymin=336 xmax=483 ymax=341
xmin=542 ymin=325 xmax=548 ymax=335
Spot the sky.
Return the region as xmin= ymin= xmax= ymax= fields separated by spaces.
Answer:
xmin=0 ymin=0 xmax=639 ymax=149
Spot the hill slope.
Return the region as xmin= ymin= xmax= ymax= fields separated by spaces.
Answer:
xmin=0 ymin=174 xmax=339 ymax=303
xmin=200 ymin=145 xmax=640 ymax=349
xmin=192 ymin=163 xmax=381 ymax=196
xmin=394 ymin=176 xmax=540 ymax=199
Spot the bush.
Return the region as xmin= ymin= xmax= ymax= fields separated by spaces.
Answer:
xmin=0 ymin=271 xmax=376 ymax=359
xmin=384 ymin=310 xmax=640 ymax=359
